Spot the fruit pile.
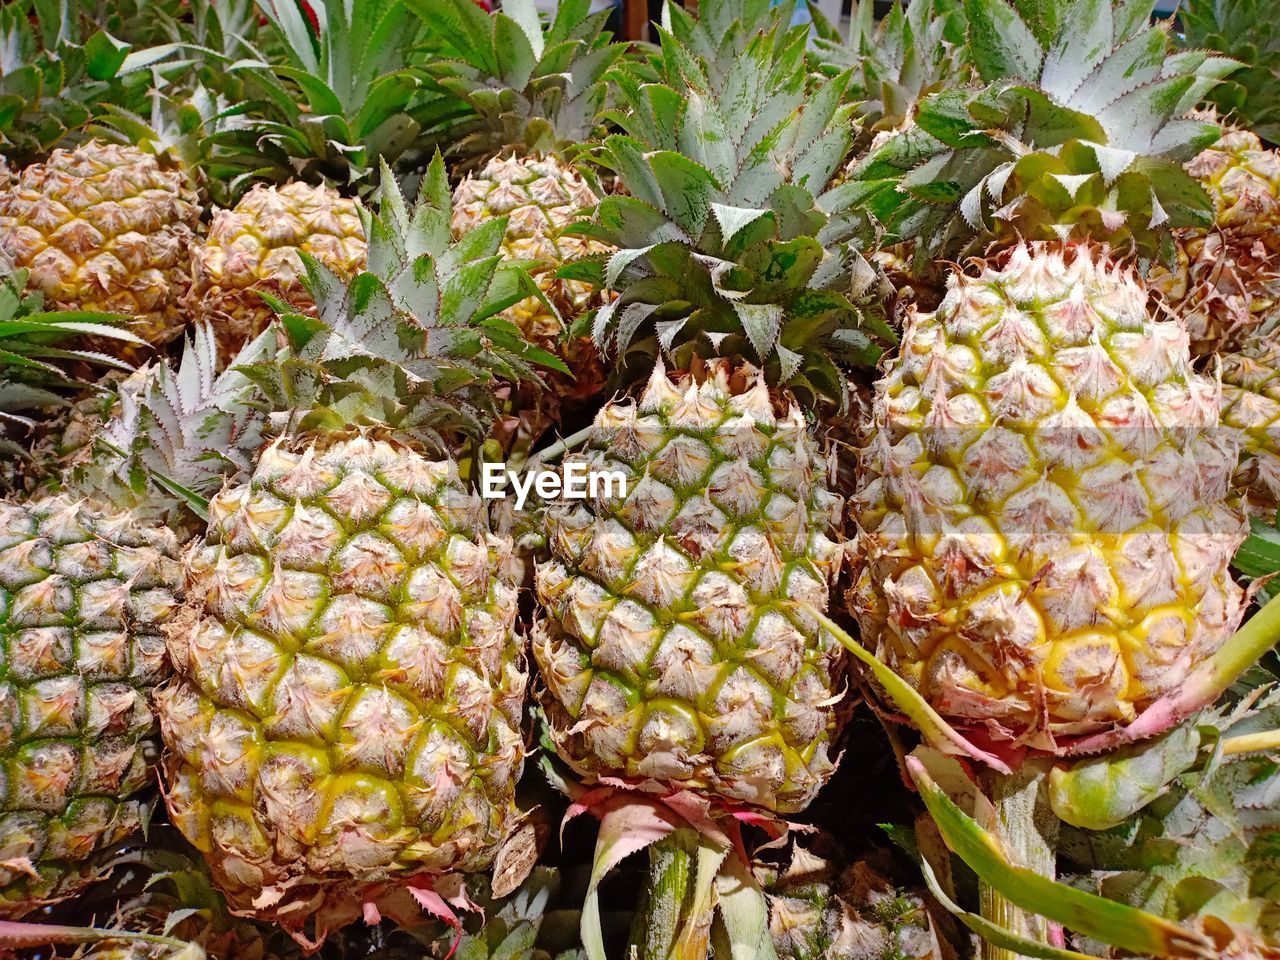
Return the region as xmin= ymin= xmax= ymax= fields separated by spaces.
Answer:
xmin=0 ymin=0 xmax=1277 ymax=958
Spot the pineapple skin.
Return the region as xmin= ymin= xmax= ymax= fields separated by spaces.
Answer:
xmin=0 ymin=496 xmax=181 ymax=916
xmin=533 ymin=363 xmax=845 ymax=814
xmin=1221 ymin=335 xmax=1280 ymax=518
xmin=767 ymin=845 xmax=940 ymax=960
xmin=1150 ymin=128 xmax=1280 ymax=354
xmin=187 ymin=183 xmax=367 ymax=360
xmin=157 ymin=435 xmax=526 ymax=930
xmin=0 ymin=142 xmax=199 ymax=357
xmin=851 ymin=244 xmax=1246 ymax=750
xmin=452 ymin=155 xmax=612 ymax=401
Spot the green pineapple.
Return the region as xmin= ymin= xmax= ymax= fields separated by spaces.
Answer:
xmin=0 ymin=324 xmax=271 ymax=917
xmin=156 ymin=158 xmax=553 ymax=947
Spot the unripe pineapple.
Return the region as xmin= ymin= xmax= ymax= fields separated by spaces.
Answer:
xmin=158 ymin=434 xmax=526 ymax=927
xmin=851 ymin=244 xmax=1247 ymax=749
xmin=0 ymin=497 xmax=180 ymax=916
xmin=0 ymin=141 xmax=199 ymax=358
xmin=535 ymin=362 xmax=844 ymax=812
xmin=1220 ymin=335 xmax=1280 ymax=517
xmin=1149 ymin=126 xmax=1280 ymax=354
xmin=157 ymin=158 xmax=551 ymax=944
xmin=0 ymin=326 xmax=272 ymax=918
xmin=188 ymin=182 xmax=367 ymax=360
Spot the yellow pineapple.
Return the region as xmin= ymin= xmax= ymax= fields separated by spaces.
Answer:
xmin=187 ymin=182 xmax=366 ymax=360
xmin=420 ymin=0 xmax=626 ymax=405
xmin=1149 ymin=124 xmax=1280 ymax=354
xmin=452 ymin=155 xmax=610 ymax=351
xmin=0 ymin=141 xmax=199 ymax=358
xmin=851 ymin=244 xmax=1246 ymax=747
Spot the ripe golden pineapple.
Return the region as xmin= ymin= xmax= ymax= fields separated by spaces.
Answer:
xmin=851 ymin=244 xmax=1247 ymax=749
xmin=452 ymin=154 xmax=612 ymax=347
xmin=0 ymin=497 xmax=180 ymax=916
xmin=156 ymin=161 xmax=547 ymax=944
xmin=0 ymin=141 xmax=200 ymax=357
xmin=188 ymin=182 xmax=366 ymax=360
xmin=1220 ymin=335 xmax=1280 ymax=517
xmin=1149 ymin=125 xmax=1280 ymax=354
xmin=535 ymin=362 xmax=844 ymax=811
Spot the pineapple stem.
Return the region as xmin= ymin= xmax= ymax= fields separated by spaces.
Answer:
xmin=526 ymin=425 xmax=594 ymax=468
xmin=631 ymin=831 xmax=695 ymax=960
xmin=978 ymin=762 xmax=1059 ymax=960
xmin=630 ymin=829 xmax=724 ymax=960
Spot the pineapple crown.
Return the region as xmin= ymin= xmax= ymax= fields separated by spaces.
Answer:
xmin=66 ymin=323 xmax=272 ymax=528
xmin=580 ymin=18 xmax=895 ymax=410
xmin=244 ymin=155 xmax=562 ymax=454
xmin=852 ymin=0 xmax=1241 ymax=267
xmin=1178 ymin=0 xmax=1280 ymax=145
xmin=0 ymin=0 xmax=178 ymax=165
xmin=808 ymin=0 xmax=972 ymax=134
xmin=0 ymin=266 xmax=140 ymax=432
xmin=411 ymin=0 xmax=628 ymax=165
xmin=656 ymin=0 xmax=804 ymax=87
xmin=226 ymin=0 xmax=432 ymax=188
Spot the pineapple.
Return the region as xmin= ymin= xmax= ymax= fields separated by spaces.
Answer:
xmin=414 ymin=0 xmax=627 ymax=404
xmin=765 ymin=841 xmax=942 ymax=960
xmin=1220 ymin=335 xmax=1280 ymax=517
xmin=849 ymin=0 xmax=1257 ymax=749
xmin=1149 ymin=123 xmax=1280 ymax=354
xmin=528 ymin=10 xmax=897 ymax=953
xmin=846 ymin=4 xmax=1269 ymax=953
xmin=187 ymin=182 xmax=367 ymax=360
xmin=0 ymin=141 xmax=200 ymax=357
xmin=0 ymin=496 xmax=180 ymax=917
xmin=535 ymin=361 xmax=846 ymax=810
xmin=531 ymin=2 xmax=884 ymax=817
xmin=851 ymin=242 xmax=1247 ymax=748
xmin=156 ymin=159 xmax=548 ymax=945
xmin=0 ymin=324 xmax=271 ymax=918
